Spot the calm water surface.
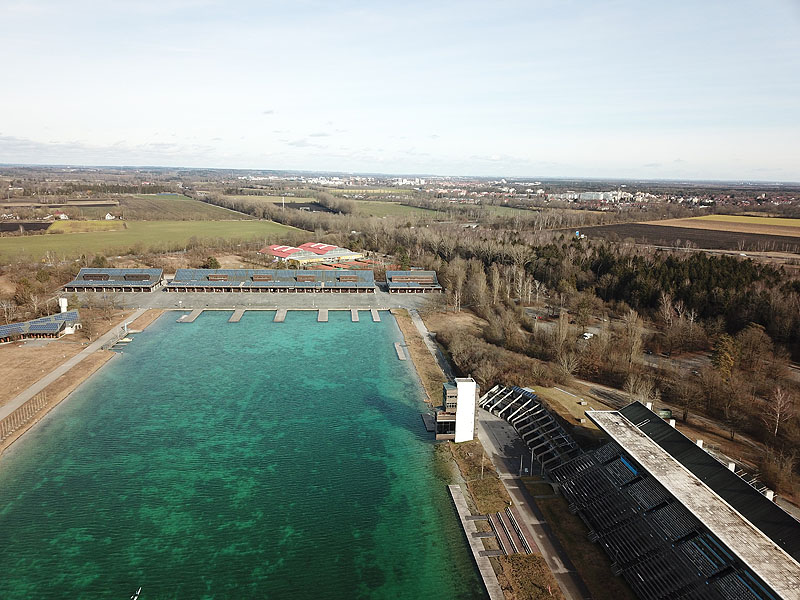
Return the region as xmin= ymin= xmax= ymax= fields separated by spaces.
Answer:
xmin=0 ymin=310 xmax=484 ymax=599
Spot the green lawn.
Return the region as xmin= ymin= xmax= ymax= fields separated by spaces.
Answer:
xmin=75 ymin=194 xmax=247 ymax=220
xmin=0 ymin=220 xmax=298 ymax=261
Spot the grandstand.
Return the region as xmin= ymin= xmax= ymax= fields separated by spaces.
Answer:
xmin=548 ymin=402 xmax=800 ymax=600
xmin=259 ymin=242 xmax=364 ymax=265
xmin=479 ymin=385 xmax=581 ymax=469
xmin=385 ymin=270 xmax=442 ymax=293
xmin=0 ymin=311 xmax=81 ymax=344
xmin=166 ymin=269 xmax=375 ymax=293
xmin=64 ymin=268 xmax=163 ymax=293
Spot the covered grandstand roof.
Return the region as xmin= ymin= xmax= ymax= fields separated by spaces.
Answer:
xmin=168 ymin=269 xmax=374 ymax=289
xmin=0 ymin=310 xmax=80 ymax=340
xmin=65 ymin=268 xmax=163 ymax=287
xmin=618 ymin=402 xmax=800 ymax=560
xmin=586 ymin=406 xmax=800 ymax=600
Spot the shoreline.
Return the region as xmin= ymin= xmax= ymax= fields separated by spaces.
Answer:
xmin=0 ymin=309 xmax=165 ymax=458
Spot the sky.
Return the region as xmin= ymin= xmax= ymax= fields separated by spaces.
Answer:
xmin=1 ymin=0 xmax=799 ymax=180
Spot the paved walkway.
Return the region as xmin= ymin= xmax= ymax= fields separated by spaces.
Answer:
xmin=410 ymin=311 xmax=589 ymax=600
xmin=0 ymin=308 xmax=146 ymax=421
xmin=477 ymin=411 xmax=591 ymax=600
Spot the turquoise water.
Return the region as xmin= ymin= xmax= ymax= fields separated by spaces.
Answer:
xmin=0 ymin=311 xmax=484 ymax=599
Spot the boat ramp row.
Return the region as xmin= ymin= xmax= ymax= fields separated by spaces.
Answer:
xmin=176 ymin=308 xmax=383 ymax=323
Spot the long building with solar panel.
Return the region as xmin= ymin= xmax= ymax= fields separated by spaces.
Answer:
xmin=166 ymin=269 xmax=376 ymax=293
xmin=64 ymin=268 xmax=163 ymax=293
xmin=548 ymin=401 xmax=800 ymax=600
xmin=0 ymin=311 xmax=81 ymax=344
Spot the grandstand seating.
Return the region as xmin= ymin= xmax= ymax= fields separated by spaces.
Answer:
xmin=478 ymin=385 xmax=581 ymax=469
xmin=549 ymin=441 xmax=783 ymax=600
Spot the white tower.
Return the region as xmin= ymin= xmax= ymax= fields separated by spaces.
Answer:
xmin=454 ymin=377 xmax=477 ymax=443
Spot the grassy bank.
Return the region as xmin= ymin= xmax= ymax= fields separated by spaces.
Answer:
xmin=390 ymin=308 xmax=446 ymax=403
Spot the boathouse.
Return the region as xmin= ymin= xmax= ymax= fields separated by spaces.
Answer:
xmin=386 ymin=270 xmax=442 ymax=293
xmin=166 ymin=269 xmax=375 ymax=293
xmin=63 ymin=268 xmax=164 ymax=293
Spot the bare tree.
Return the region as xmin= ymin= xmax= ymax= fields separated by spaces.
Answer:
xmin=761 ymin=386 xmax=795 ymax=438
xmin=0 ymin=299 xmax=15 ymax=324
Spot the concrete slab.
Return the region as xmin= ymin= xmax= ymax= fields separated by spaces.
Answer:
xmin=394 ymin=342 xmax=406 ymax=360
xmin=448 ymin=484 xmax=505 ymax=600
xmin=351 ymin=309 xmax=359 ymax=322
xmin=178 ymin=309 xmax=202 ymax=323
xmin=371 ymin=309 xmax=381 ymax=322
xmin=318 ymin=309 xmax=328 ymax=322
xmin=229 ymin=309 xmax=245 ymax=323
xmin=274 ymin=309 xmax=287 ymax=323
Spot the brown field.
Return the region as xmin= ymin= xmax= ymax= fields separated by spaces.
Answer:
xmin=646 ymin=216 xmax=800 ymax=237
xmin=579 ymin=223 xmax=800 ymax=252
xmin=0 ymin=308 xmax=133 ymax=408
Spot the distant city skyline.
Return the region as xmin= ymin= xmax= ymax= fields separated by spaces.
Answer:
xmin=2 ymin=0 xmax=799 ymax=181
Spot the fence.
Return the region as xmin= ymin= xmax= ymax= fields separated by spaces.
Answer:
xmin=0 ymin=392 xmax=48 ymax=444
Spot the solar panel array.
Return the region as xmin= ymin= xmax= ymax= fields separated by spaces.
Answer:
xmin=549 ymin=442 xmax=781 ymax=600
xmin=168 ymin=269 xmax=375 ymax=290
xmin=0 ymin=311 xmax=79 ymax=341
xmin=478 ymin=385 xmax=581 ymax=469
xmin=65 ymin=268 xmax=163 ymax=288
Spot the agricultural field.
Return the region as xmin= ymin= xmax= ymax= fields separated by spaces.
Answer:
xmin=578 ymin=222 xmax=800 ymax=253
xmin=75 ymin=194 xmax=247 ymax=220
xmin=351 ymin=200 xmax=440 ymax=218
xmin=646 ymin=214 xmax=800 ymax=237
xmin=0 ymin=220 xmax=298 ymax=261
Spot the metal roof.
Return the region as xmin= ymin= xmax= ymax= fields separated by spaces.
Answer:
xmin=169 ymin=269 xmax=375 ymax=287
xmin=588 ymin=406 xmax=800 ymax=599
xmin=386 ymin=270 xmax=441 ymax=288
xmin=65 ymin=268 xmax=163 ymax=287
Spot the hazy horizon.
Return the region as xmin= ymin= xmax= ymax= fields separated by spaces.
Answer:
xmin=2 ymin=0 xmax=799 ymax=181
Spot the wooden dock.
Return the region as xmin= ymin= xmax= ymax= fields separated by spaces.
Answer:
xmin=274 ymin=309 xmax=287 ymax=323
xmin=448 ymin=485 xmax=505 ymax=600
xmin=371 ymin=309 xmax=381 ymax=322
xmin=351 ymin=309 xmax=359 ymax=322
xmin=178 ymin=309 xmax=203 ymax=323
xmin=229 ymin=309 xmax=245 ymax=323
xmin=318 ymin=309 xmax=328 ymax=322
xmin=394 ymin=342 xmax=406 ymax=360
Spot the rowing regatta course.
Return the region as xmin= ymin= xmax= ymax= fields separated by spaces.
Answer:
xmin=0 ymin=310 xmax=484 ymax=599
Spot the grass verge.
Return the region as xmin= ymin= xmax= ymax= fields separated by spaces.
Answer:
xmin=529 ymin=484 xmax=637 ymax=600
xmin=390 ymin=308 xmax=446 ymax=404
xmin=449 ymin=439 xmax=512 ymax=513
xmin=496 ymin=554 xmax=566 ymax=600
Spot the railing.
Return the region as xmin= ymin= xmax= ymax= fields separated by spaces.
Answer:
xmin=0 ymin=392 xmax=48 ymax=444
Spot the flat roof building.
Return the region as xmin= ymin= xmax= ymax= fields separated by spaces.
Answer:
xmin=386 ymin=270 xmax=442 ymax=293
xmin=166 ymin=269 xmax=375 ymax=293
xmin=259 ymin=243 xmax=364 ymax=265
xmin=549 ymin=401 xmax=800 ymax=600
xmin=64 ymin=268 xmax=163 ymax=293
